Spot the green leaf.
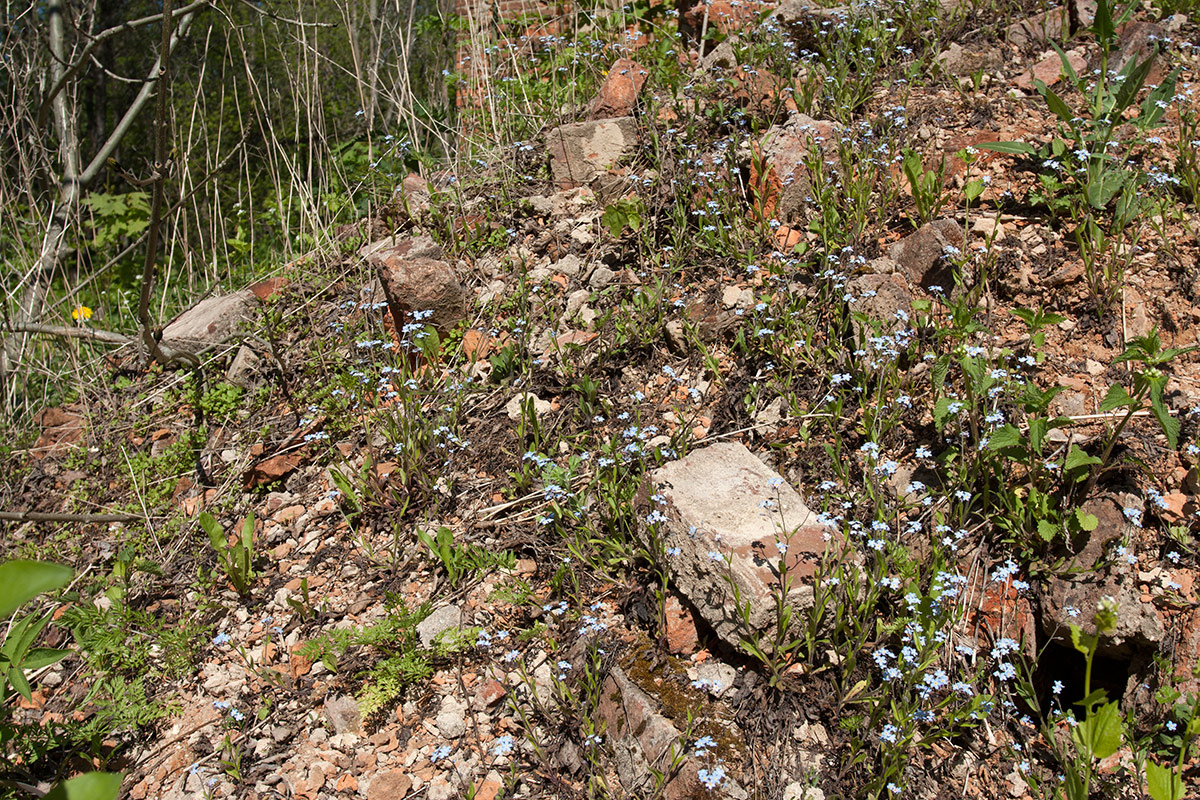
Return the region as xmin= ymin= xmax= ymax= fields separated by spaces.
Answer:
xmin=1076 ymin=688 xmax=1110 ymax=709
xmin=1028 ymin=417 xmax=1050 ymax=454
xmin=1088 ymin=701 xmax=1123 ymax=759
xmin=1087 ymin=169 xmax=1126 ymax=209
xmin=1113 ymin=54 xmax=1156 ymax=118
xmin=1075 ymin=508 xmax=1099 ymax=532
xmin=1063 ymin=764 xmax=1086 ymax=800
xmin=6 ymin=613 xmax=51 ymax=662
xmin=44 ymin=772 xmax=123 ymax=800
xmin=964 ymin=179 xmax=985 ymax=203
xmin=241 ymin=513 xmax=256 ymax=550
xmin=328 ymin=469 xmax=360 ymax=512
xmin=1037 ymin=519 xmax=1059 ymax=542
xmin=1093 ymin=0 xmax=1114 ymax=46
xmin=1147 ymin=760 xmax=1186 ymax=800
xmin=1011 ymin=308 xmax=1036 ymax=326
xmin=1065 ymin=445 xmax=1101 ymax=473
xmin=601 ymin=205 xmax=626 ymax=238
xmin=7 ymin=665 xmax=31 ymax=701
xmin=931 ymin=355 xmax=950 ymax=393
xmin=933 ymin=397 xmax=955 ymax=431
xmin=1049 ymin=41 xmax=1080 ymax=87
xmin=198 ymin=512 xmax=225 ymax=552
xmin=0 ymin=561 xmax=73 ymax=621
xmin=976 ymin=140 xmax=1037 ymax=155
xmin=20 ymin=647 xmax=71 ymax=670
xmin=1149 ymin=382 xmax=1181 ymax=449
xmin=988 ymin=424 xmax=1023 ymax=453
xmin=1034 ymin=80 xmax=1075 ymax=126
xmin=1098 ymin=383 xmax=1134 ymax=413
xmin=1141 ymin=68 xmax=1181 ymax=129
xmin=1070 ymin=624 xmax=1098 ymax=657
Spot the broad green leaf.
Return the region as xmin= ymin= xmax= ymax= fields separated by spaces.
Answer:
xmin=1087 ymin=168 xmax=1126 ymax=209
xmin=933 ymin=397 xmax=955 ymax=431
xmin=976 ymin=140 xmax=1037 ymax=155
xmin=1011 ymin=307 xmax=1036 ymax=326
xmin=198 ymin=512 xmax=225 ymax=551
xmin=1063 ymin=764 xmax=1086 ymax=800
xmin=1146 ymin=760 xmax=1186 ymax=800
xmin=0 ymin=561 xmax=72 ymax=621
xmin=1089 ymin=701 xmax=1123 ymax=759
xmin=20 ymin=647 xmax=70 ymax=670
xmin=1149 ymin=382 xmax=1180 ymax=449
xmin=1113 ymin=54 xmax=1156 ymax=118
xmin=240 ymin=513 xmax=256 ymax=550
xmin=1029 ymin=418 xmax=1048 ymax=454
xmin=43 ymin=772 xmax=123 ymax=800
xmin=328 ymin=469 xmax=359 ymax=511
xmin=1076 ymin=688 xmax=1110 ymax=709
xmin=1155 ymin=344 xmax=1198 ymax=364
xmin=6 ymin=613 xmax=51 ymax=662
xmin=1034 ymin=80 xmax=1075 ymax=126
xmin=987 ymin=424 xmax=1022 ymax=452
xmin=1070 ymin=624 xmax=1097 ymax=657
xmin=7 ymin=665 xmax=31 ymax=701
xmin=1064 ymin=446 xmax=1101 ymax=473
xmin=964 ymin=179 xmax=985 ymax=203
xmin=1141 ymin=68 xmax=1181 ymax=129
xmin=931 ymin=355 xmax=950 ymax=393
xmin=1098 ymin=383 xmax=1134 ymax=412
xmin=1075 ymin=508 xmax=1099 ymax=532
xmin=601 ymin=205 xmax=626 ymax=238
xmin=1037 ymin=519 xmax=1059 ymax=542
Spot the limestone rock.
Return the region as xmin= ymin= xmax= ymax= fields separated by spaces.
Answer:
xmin=161 ymin=290 xmax=256 ymax=351
xmin=1006 ymin=1 xmax=1095 ymax=48
xmin=417 ymin=605 xmax=462 ymax=649
xmin=1041 ymin=570 xmax=1165 ymax=659
xmin=505 ymin=393 xmax=553 ymax=421
xmin=435 ymin=695 xmax=468 ymax=738
xmin=547 ymin=117 xmax=638 ymax=188
xmin=936 ymin=42 xmax=1003 ymax=76
xmin=643 ymin=441 xmax=828 ymax=654
xmin=1015 ymin=49 xmax=1086 ymax=91
xmin=323 ymin=694 xmax=362 ymax=735
xmin=359 ymin=232 xmax=442 ymax=263
xmin=367 ymin=769 xmax=413 ymax=800
xmin=596 ymin=666 xmax=704 ymax=800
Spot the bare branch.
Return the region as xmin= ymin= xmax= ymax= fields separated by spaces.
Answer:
xmin=5 ymin=322 xmax=133 ymax=346
xmin=231 ymin=0 xmax=338 ymax=28
xmin=80 ymin=9 xmax=200 ymax=186
xmin=0 ymin=511 xmax=147 ymax=524
xmin=35 ymin=0 xmax=212 ymax=127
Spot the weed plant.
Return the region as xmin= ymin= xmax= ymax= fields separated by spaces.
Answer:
xmin=7 ymin=0 xmax=1200 ymax=796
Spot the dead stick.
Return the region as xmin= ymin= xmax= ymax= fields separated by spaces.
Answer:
xmin=0 ymin=510 xmax=146 ymax=523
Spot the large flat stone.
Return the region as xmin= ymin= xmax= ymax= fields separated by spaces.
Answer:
xmin=547 ymin=117 xmax=637 ymax=188
xmin=596 ymin=667 xmax=703 ymax=800
xmin=644 ymin=441 xmax=828 ymax=654
xmin=161 ymin=290 xmax=256 ymax=351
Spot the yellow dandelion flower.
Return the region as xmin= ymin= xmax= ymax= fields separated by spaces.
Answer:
xmin=71 ymin=305 xmax=93 ymax=322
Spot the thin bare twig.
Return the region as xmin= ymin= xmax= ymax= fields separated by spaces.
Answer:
xmin=0 ymin=510 xmax=146 ymax=523
xmin=4 ymin=322 xmax=132 ymax=346
xmin=35 ymin=0 xmax=212 ymax=126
